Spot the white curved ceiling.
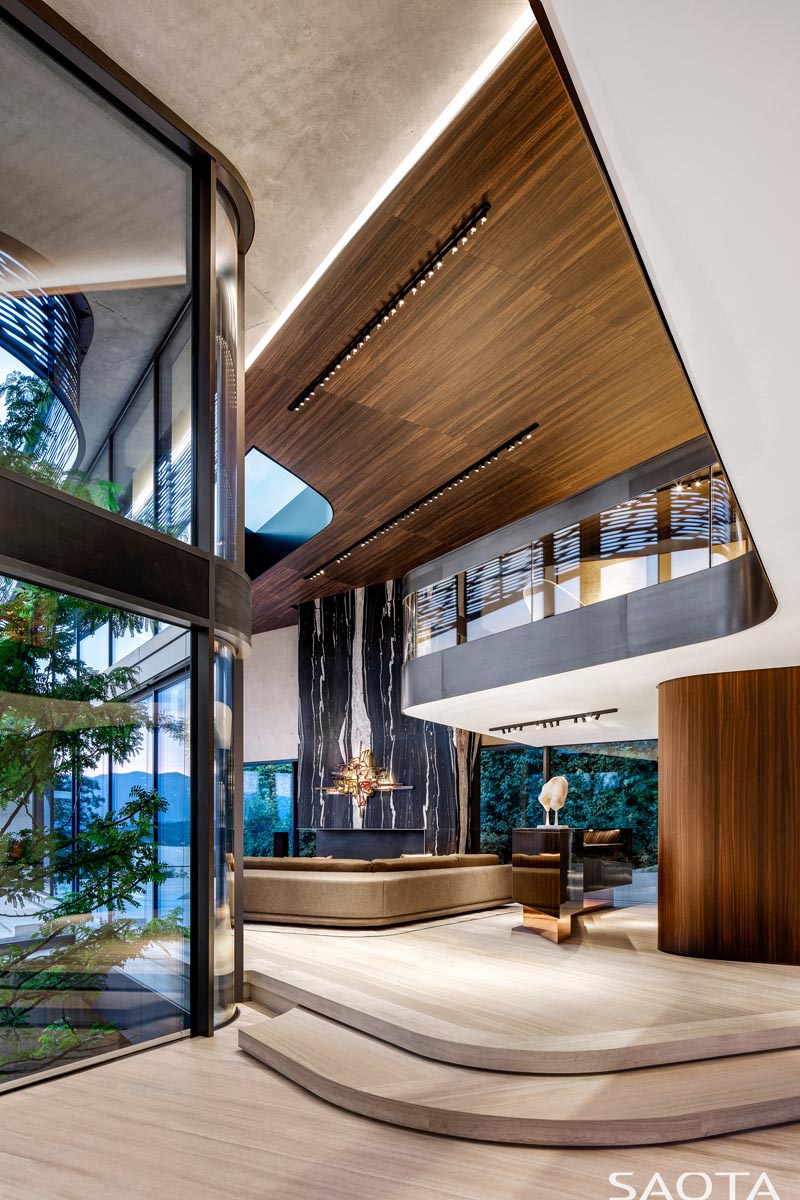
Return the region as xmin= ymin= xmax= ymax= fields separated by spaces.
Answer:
xmin=407 ymin=0 xmax=800 ymax=746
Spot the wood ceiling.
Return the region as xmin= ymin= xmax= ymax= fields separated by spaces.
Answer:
xmin=245 ymin=25 xmax=704 ymax=632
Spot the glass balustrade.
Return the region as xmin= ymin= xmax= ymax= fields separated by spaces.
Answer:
xmin=408 ymin=463 xmax=751 ymax=658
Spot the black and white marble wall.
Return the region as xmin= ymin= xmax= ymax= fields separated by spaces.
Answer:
xmin=298 ymin=580 xmax=471 ymax=854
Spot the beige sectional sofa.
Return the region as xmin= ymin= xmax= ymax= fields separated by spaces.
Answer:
xmin=243 ymin=853 xmax=512 ymax=927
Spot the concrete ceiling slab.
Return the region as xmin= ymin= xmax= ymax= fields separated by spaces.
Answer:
xmin=45 ymin=0 xmax=529 ymax=357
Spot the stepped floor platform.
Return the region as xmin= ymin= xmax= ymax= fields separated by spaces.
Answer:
xmin=244 ymin=905 xmax=800 ymax=1074
xmin=241 ymin=905 xmax=800 ymax=1146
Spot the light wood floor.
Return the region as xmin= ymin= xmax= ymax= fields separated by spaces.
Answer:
xmin=5 ymin=1006 xmax=800 ymax=1200
xmin=244 ymin=906 xmax=800 ymax=1071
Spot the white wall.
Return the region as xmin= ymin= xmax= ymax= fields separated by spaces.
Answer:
xmin=243 ymin=626 xmax=299 ymax=763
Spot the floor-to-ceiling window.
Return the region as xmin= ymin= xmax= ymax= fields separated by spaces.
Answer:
xmin=479 ymin=740 xmax=658 ymax=868
xmin=243 ymin=761 xmax=296 ymax=856
xmin=0 ymin=1 xmax=252 ymax=1086
xmin=0 ymin=576 xmax=190 ymax=1086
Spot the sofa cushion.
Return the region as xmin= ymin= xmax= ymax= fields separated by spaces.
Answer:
xmin=244 ymin=870 xmax=385 ymax=918
xmin=457 ymin=854 xmax=500 ymax=868
xmin=243 ymin=856 xmax=373 ymax=872
xmin=371 ymin=854 xmax=459 ymax=872
xmin=380 ymin=864 xmax=512 ymax=917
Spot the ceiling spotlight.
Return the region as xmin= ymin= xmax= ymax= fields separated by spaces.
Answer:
xmin=303 ymin=413 xmax=537 ymax=580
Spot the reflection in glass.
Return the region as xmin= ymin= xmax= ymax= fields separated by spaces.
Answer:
xmin=213 ymin=640 xmax=236 ymax=1023
xmin=0 ymin=18 xmax=192 ymax=537
xmin=114 ymin=372 xmax=155 ymax=526
xmin=243 ymin=762 xmax=295 ymax=856
xmin=0 ymin=577 xmax=190 ymax=1087
xmin=414 ymin=577 xmax=458 ymax=657
xmin=479 ymin=745 xmax=543 ymax=862
xmin=215 ymin=191 xmax=240 ymax=561
xmin=466 ymin=545 xmax=532 ymax=641
xmin=157 ymin=309 xmax=192 ymax=541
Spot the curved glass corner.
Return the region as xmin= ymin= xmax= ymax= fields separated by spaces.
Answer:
xmin=0 ymin=16 xmax=193 ymax=539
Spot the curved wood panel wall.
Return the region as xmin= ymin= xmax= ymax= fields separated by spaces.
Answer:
xmin=659 ymin=668 xmax=800 ymax=964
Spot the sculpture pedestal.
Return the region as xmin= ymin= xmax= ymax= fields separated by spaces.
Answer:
xmin=511 ymin=827 xmax=630 ymax=943
xmin=517 ymin=896 xmax=611 ymax=943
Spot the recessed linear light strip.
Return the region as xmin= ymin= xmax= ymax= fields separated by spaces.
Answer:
xmin=289 ymin=202 xmax=491 ymax=413
xmin=306 ymin=420 xmax=539 ymax=581
xmin=244 ymin=10 xmax=535 ymax=372
xmin=491 ymin=708 xmax=619 ymax=735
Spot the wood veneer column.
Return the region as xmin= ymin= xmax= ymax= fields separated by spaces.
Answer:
xmin=659 ymin=667 xmax=800 ymax=964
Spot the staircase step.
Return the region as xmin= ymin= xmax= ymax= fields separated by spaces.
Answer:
xmin=238 ymin=1008 xmax=800 ymax=1147
xmin=245 ymin=965 xmax=800 ymax=1074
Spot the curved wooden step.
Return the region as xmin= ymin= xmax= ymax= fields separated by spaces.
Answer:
xmin=245 ymin=965 xmax=800 ymax=1074
xmin=238 ymin=1008 xmax=800 ymax=1147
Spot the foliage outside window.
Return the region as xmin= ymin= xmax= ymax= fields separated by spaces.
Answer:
xmin=0 ymin=577 xmax=190 ymax=1085
xmin=243 ymin=761 xmax=295 ymax=857
xmin=480 ymin=741 xmax=658 ymax=866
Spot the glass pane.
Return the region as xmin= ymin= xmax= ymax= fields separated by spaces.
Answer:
xmin=214 ymin=640 xmax=236 ymax=1023
xmin=466 ymin=545 xmax=532 ymax=641
xmin=711 ymin=464 xmax=751 ymax=564
xmin=658 ymin=470 xmax=711 ymax=581
xmin=590 ymin=491 xmax=659 ymax=601
xmin=549 ymin=741 xmax=659 ymax=875
xmin=155 ymin=677 xmax=190 ymax=1011
xmin=215 ymin=190 xmax=239 ymax=561
xmin=551 ymin=523 xmax=581 ymax=614
xmin=243 ymin=762 xmax=295 ymax=856
xmin=112 ymin=695 xmax=154 ymax=921
xmin=112 ymin=617 xmax=159 ymax=664
xmin=0 ymin=577 xmax=190 ymax=1087
xmin=0 ymin=19 xmax=192 ymax=537
xmin=479 ymin=745 xmax=543 ymax=862
xmin=415 ymin=576 xmax=457 ymax=656
xmin=78 ymin=619 xmax=109 ymax=672
xmin=113 ymin=372 xmax=155 ymax=526
xmin=158 ymin=310 xmax=192 ymax=541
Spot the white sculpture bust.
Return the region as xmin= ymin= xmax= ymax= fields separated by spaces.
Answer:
xmin=538 ymin=776 xmax=569 ymax=827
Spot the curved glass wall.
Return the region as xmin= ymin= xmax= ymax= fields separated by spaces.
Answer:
xmin=0 ymin=17 xmax=193 ymax=538
xmin=215 ymin=191 xmax=239 ymax=561
xmin=0 ymin=4 xmax=251 ymax=1088
xmin=0 ymin=575 xmax=190 ymax=1087
xmin=213 ymin=640 xmax=236 ymax=1023
xmin=407 ymin=463 xmax=752 ymax=657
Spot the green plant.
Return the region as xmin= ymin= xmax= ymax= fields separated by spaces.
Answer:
xmin=479 ymin=742 xmax=658 ymax=866
xmin=0 ymin=371 xmax=122 ymax=510
xmin=0 ymin=579 xmax=181 ymax=1080
xmin=243 ymin=762 xmax=294 ymax=857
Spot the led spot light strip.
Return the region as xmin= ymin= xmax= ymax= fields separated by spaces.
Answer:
xmin=491 ymin=708 xmax=619 ymax=735
xmin=289 ymin=201 xmax=491 ymax=412
xmin=306 ymin=420 xmax=539 ymax=581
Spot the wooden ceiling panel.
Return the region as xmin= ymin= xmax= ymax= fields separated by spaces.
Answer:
xmin=245 ymin=28 xmax=704 ymax=631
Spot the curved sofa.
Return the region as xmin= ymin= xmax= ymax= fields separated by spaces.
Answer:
xmin=243 ymin=853 xmax=512 ymax=928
